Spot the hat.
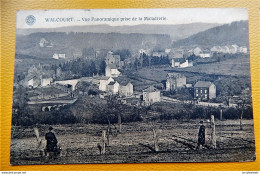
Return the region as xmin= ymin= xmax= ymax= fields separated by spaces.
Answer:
xmin=199 ymin=121 xmax=203 ymax=124
xmin=49 ymin=126 xmax=53 ymax=130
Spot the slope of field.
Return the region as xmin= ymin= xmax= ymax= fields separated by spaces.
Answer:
xmin=177 ymin=56 xmax=251 ymax=77
xmin=10 ymin=120 xmax=255 ymax=165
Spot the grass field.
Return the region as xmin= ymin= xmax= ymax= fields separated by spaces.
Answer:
xmin=10 ymin=119 xmax=255 ymax=165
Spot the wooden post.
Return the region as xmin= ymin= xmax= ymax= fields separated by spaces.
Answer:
xmin=240 ymin=110 xmax=244 ymax=130
xmin=102 ymin=130 xmax=106 ymax=154
xmin=153 ymin=129 xmax=159 ymax=152
xmin=118 ymin=114 xmax=122 ymax=133
xmin=220 ymin=108 xmax=223 ymax=121
xmin=211 ymin=115 xmax=216 ymax=149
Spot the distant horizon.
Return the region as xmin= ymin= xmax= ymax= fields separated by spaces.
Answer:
xmin=17 ymin=8 xmax=248 ymax=29
xmin=16 ymin=20 xmax=248 ymax=30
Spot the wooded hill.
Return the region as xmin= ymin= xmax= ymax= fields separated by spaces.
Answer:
xmin=173 ymin=20 xmax=249 ymax=47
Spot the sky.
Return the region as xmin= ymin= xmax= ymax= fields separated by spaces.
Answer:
xmin=16 ymin=8 xmax=248 ymax=29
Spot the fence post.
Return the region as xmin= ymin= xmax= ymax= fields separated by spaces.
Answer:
xmin=211 ymin=115 xmax=216 ymax=149
xmin=102 ymin=130 xmax=106 ymax=154
xmin=118 ymin=114 xmax=122 ymax=133
xmin=220 ymin=108 xmax=223 ymax=121
xmin=153 ymin=129 xmax=159 ymax=152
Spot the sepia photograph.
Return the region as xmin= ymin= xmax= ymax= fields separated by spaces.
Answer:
xmin=10 ymin=8 xmax=255 ymax=165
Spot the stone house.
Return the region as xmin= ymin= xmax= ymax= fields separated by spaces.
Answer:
xmin=142 ymin=86 xmax=161 ymax=105
xmin=118 ymin=81 xmax=133 ymax=97
xmin=194 ymin=81 xmax=216 ymax=101
xmin=166 ymin=73 xmax=186 ymax=91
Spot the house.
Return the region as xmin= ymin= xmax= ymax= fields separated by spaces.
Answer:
xmin=105 ymin=64 xmax=121 ymax=77
xmin=152 ymin=52 xmax=167 ymax=57
xmin=27 ymin=75 xmax=41 ymax=88
xmin=165 ymin=49 xmax=171 ymax=54
xmin=171 ymin=58 xmax=184 ymax=67
xmin=166 ymin=73 xmax=186 ymax=91
xmin=139 ymin=49 xmax=151 ymax=56
xmin=107 ymin=81 xmax=120 ymax=94
xmin=105 ymin=52 xmax=120 ymax=67
xmin=210 ymin=46 xmax=221 ymax=53
xmin=142 ymin=86 xmax=161 ymax=105
xmin=118 ymin=81 xmax=134 ymax=97
xmin=41 ymin=75 xmax=53 ymax=87
xmin=39 ymin=38 xmax=49 ymax=47
xmin=54 ymin=79 xmax=79 ymax=91
xmin=194 ymin=81 xmax=216 ymax=101
xmin=199 ymin=51 xmax=211 ymax=58
xmin=193 ymin=47 xmax=202 ymax=56
xmin=179 ymin=60 xmax=193 ymax=68
xmin=99 ymin=77 xmax=114 ymax=91
xmin=53 ymin=53 xmax=66 ymax=59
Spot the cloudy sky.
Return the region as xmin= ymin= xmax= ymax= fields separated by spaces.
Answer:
xmin=17 ymin=8 xmax=248 ymax=29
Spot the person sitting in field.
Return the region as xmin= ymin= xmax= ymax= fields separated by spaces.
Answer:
xmin=45 ymin=126 xmax=58 ymax=156
xmin=196 ymin=121 xmax=206 ymax=150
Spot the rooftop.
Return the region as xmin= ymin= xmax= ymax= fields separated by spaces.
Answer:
xmin=143 ymin=86 xmax=159 ymax=92
xmin=194 ymin=81 xmax=213 ymax=88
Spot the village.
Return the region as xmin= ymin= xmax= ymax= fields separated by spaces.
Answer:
xmin=12 ymin=37 xmax=250 ymax=118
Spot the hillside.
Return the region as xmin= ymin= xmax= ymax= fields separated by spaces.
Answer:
xmin=173 ymin=20 xmax=249 ymax=47
xmin=16 ymin=23 xmax=220 ymax=41
xmin=15 ymin=32 xmax=171 ymax=59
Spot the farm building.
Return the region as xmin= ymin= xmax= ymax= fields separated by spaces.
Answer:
xmin=118 ymin=81 xmax=134 ymax=97
xmin=99 ymin=77 xmax=114 ymax=91
xmin=107 ymin=81 xmax=120 ymax=95
xmin=41 ymin=75 xmax=53 ymax=87
xmin=166 ymin=73 xmax=186 ymax=91
xmin=194 ymin=81 xmax=216 ymax=101
xmin=105 ymin=64 xmax=121 ymax=77
xmin=142 ymin=86 xmax=161 ymax=106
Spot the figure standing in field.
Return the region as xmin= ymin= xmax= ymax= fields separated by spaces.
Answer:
xmin=196 ymin=121 xmax=206 ymax=150
xmin=45 ymin=126 xmax=58 ymax=156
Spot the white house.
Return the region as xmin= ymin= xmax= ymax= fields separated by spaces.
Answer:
xmin=99 ymin=77 xmax=114 ymax=91
xmin=53 ymin=53 xmax=66 ymax=59
xmin=142 ymin=86 xmax=161 ymax=105
xmin=179 ymin=60 xmax=193 ymax=68
xmin=105 ymin=64 xmax=121 ymax=77
xmin=107 ymin=81 xmax=120 ymax=94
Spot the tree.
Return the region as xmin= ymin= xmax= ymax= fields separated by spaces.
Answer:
xmin=99 ymin=60 xmax=106 ymax=75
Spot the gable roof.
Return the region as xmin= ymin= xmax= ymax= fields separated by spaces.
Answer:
xmin=106 ymin=64 xmax=117 ymax=69
xmin=167 ymin=73 xmax=185 ymax=79
xmin=108 ymin=81 xmax=117 ymax=86
xmin=194 ymin=81 xmax=213 ymax=88
xmin=143 ymin=86 xmax=159 ymax=92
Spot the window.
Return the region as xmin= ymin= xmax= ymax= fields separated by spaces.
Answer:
xmin=205 ymin=89 xmax=207 ymax=93
xmin=200 ymin=89 xmax=202 ymax=93
xmin=205 ymin=94 xmax=208 ymax=98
